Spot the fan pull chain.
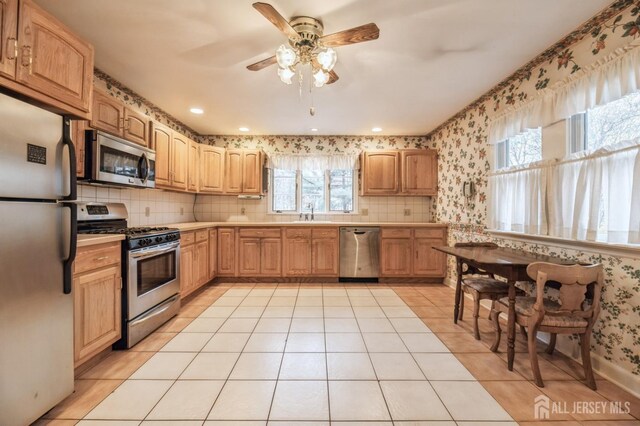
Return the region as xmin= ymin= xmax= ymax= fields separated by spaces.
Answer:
xmin=309 ymin=71 xmax=316 ymax=116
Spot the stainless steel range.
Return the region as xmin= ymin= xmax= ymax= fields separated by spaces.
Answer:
xmin=77 ymin=202 xmax=181 ymax=348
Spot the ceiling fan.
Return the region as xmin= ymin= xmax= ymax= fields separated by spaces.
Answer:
xmin=246 ymin=2 xmax=380 ymax=87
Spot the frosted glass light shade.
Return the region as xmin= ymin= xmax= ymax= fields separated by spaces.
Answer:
xmin=276 ymin=44 xmax=297 ymax=68
xmin=278 ymin=67 xmax=295 ymax=84
xmin=313 ymin=69 xmax=329 ymax=87
xmin=316 ymin=47 xmax=337 ymax=71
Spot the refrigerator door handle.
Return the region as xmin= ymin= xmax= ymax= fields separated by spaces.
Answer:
xmin=62 ymin=117 xmax=77 ymax=201
xmin=61 ymin=202 xmax=77 ymax=294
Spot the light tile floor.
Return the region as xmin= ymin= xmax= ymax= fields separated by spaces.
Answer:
xmin=36 ymin=283 xmax=640 ymax=426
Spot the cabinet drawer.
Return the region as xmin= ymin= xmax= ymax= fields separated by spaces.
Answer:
xmin=285 ymin=228 xmax=311 ymax=239
xmin=195 ymin=230 xmax=208 ymax=242
xmin=74 ymin=242 xmax=120 ymax=274
xmin=312 ymin=228 xmax=338 ymax=239
xmin=414 ymin=228 xmax=446 ymax=239
xmin=239 ymin=228 xmax=281 ymax=238
xmin=181 ymin=231 xmax=195 ymax=246
xmin=381 ymin=228 xmax=411 ymax=238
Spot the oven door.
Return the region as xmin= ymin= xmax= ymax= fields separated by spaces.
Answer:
xmin=94 ymin=132 xmax=156 ymax=188
xmin=127 ymin=241 xmax=180 ymax=320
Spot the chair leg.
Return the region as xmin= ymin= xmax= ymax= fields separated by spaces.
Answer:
xmin=580 ymin=333 xmax=597 ymax=390
xmin=520 ymin=325 xmax=528 ymax=339
xmin=490 ymin=309 xmax=501 ymax=352
xmin=458 ymin=290 xmax=465 ymax=321
xmin=472 ymin=295 xmax=481 ymax=340
xmin=528 ymin=325 xmax=544 ymax=387
xmin=488 ymin=300 xmax=495 ymax=320
xmin=546 ymin=333 xmax=557 ymax=355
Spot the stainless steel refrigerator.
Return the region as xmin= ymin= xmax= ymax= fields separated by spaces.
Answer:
xmin=0 ymin=93 xmax=77 ymax=425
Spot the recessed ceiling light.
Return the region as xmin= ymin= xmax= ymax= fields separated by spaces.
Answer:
xmin=310 ymin=128 xmax=318 ymax=132
xmin=190 ymin=107 xmax=204 ymax=114
xmin=239 ymin=127 xmax=250 ymax=132
xmin=372 ymin=127 xmax=382 ymax=132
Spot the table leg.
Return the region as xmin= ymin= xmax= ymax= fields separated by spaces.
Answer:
xmin=507 ymin=281 xmax=517 ymax=371
xmin=453 ymin=259 xmax=463 ymax=324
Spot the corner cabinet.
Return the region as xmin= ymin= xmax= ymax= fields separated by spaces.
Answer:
xmin=73 ymin=242 xmax=121 ymax=367
xmin=360 ymin=149 xmax=438 ymax=196
xmin=0 ymin=0 xmax=94 ymax=119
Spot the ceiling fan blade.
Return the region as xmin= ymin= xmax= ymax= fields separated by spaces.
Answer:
xmin=320 ymin=23 xmax=380 ymax=47
xmin=327 ymin=70 xmax=339 ymax=84
xmin=246 ymin=55 xmax=277 ymax=71
xmin=252 ymin=2 xmax=299 ymax=41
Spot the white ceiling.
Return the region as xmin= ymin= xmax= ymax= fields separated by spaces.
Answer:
xmin=36 ymin=0 xmax=611 ymax=136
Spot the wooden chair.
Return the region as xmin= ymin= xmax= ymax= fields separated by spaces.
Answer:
xmin=490 ymin=262 xmax=603 ymax=389
xmin=454 ymin=242 xmax=511 ymax=340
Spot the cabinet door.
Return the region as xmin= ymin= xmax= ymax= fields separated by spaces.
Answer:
xmin=380 ymin=238 xmax=412 ymax=276
xmin=91 ymin=90 xmax=123 ymax=136
xmin=413 ymin=238 xmax=446 ymax=277
xmin=71 ymin=120 xmax=88 ymax=178
xmin=179 ymin=244 xmax=194 ymax=297
xmin=361 ymin=151 xmax=399 ymax=195
xmin=171 ymin=132 xmax=188 ymax=190
xmin=0 ymin=0 xmax=17 ymax=79
xmin=123 ymin=107 xmax=150 ymax=147
xmin=217 ymin=228 xmax=236 ymax=276
xmin=17 ymin=0 xmax=93 ymax=112
xmin=73 ymin=265 xmax=121 ymax=364
xmin=283 ymin=237 xmax=311 ymax=276
xmin=224 ymin=150 xmax=243 ymax=193
xmin=261 ymin=238 xmax=281 ymax=276
xmin=312 ymin=238 xmax=339 ymax=276
xmin=208 ymin=229 xmax=217 ymax=280
xmin=152 ymin=123 xmax=172 ymax=187
xmin=242 ymin=150 xmax=262 ymax=194
xmin=238 ymin=238 xmax=261 ymax=276
xmin=194 ymin=240 xmax=209 ymax=287
xmin=401 ymin=150 xmax=438 ymax=195
xmin=187 ymin=139 xmax=199 ymax=192
xmin=200 ymin=145 xmax=225 ymax=193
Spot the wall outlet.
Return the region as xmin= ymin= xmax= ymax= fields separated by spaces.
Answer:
xmin=145 ymin=206 xmax=150 ymax=217
xmin=361 ymin=208 xmax=369 ymax=216
xmin=241 ymin=207 xmax=246 ymax=215
xmin=404 ymin=208 xmax=411 ymax=216
xmin=180 ymin=207 xmax=184 ymax=215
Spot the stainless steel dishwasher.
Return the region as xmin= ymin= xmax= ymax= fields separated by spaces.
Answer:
xmin=339 ymin=227 xmax=380 ymax=280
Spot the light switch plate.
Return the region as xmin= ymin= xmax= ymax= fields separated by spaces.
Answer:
xmin=361 ymin=208 xmax=369 ymax=216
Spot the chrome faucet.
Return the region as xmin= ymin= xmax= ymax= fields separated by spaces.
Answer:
xmin=308 ymin=203 xmax=314 ymax=221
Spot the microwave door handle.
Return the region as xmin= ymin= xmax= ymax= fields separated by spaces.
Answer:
xmin=62 ymin=118 xmax=77 ymax=201
xmin=138 ymin=153 xmax=149 ymax=183
xmin=61 ymin=201 xmax=77 ymax=294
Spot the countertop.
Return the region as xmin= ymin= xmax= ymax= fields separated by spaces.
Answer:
xmin=163 ymin=221 xmax=448 ymax=232
xmin=77 ymin=234 xmax=125 ymax=248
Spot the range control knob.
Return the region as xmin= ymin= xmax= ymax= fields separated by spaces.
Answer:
xmin=156 ymin=236 xmax=163 ymax=243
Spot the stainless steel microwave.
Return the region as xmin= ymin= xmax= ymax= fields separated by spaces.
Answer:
xmin=84 ymin=131 xmax=156 ymax=188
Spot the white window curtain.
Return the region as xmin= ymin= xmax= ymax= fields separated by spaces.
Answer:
xmin=488 ymin=41 xmax=640 ymax=145
xmin=548 ymin=139 xmax=640 ymax=244
xmin=488 ymin=160 xmax=551 ymax=234
xmin=268 ymin=153 xmax=359 ymax=171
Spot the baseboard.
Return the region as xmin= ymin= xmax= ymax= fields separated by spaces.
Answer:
xmin=442 ymin=277 xmax=640 ymax=398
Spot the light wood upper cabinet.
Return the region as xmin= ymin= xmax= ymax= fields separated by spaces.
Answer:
xmin=360 ymin=151 xmax=400 ymax=195
xmin=208 ymin=228 xmax=217 ymax=280
xmin=380 ymin=237 xmax=412 ymax=277
xmin=16 ymin=0 xmax=93 ymax=113
xmin=123 ymin=107 xmax=150 ymax=147
xmin=224 ymin=150 xmax=243 ymax=193
xmin=217 ymin=228 xmax=236 ymax=276
xmin=152 ymin=122 xmax=172 ymax=187
xmin=171 ymin=132 xmax=188 ymax=190
xmin=73 ymin=241 xmax=121 ymax=367
xmin=187 ymin=139 xmax=199 ymax=193
xmin=401 ymin=150 xmax=438 ymax=195
xmin=91 ymin=90 xmax=123 ymax=136
xmin=242 ymin=150 xmax=263 ymax=194
xmin=0 ymin=0 xmax=17 ymax=79
xmin=71 ymin=120 xmax=88 ymax=178
xmin=200 ymin=145 xmax=225 ymax=193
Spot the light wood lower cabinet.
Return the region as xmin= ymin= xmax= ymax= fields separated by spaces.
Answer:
xmin=283 ymin=230 xmax=312 ymax=276
xmin=282 ymin=227 xmax=339 ymax=277
xmin=312 ymin=237 xmax=339 ymax=276
xmin=237 ymin=228 xmax=282 ymax=277
xmin=73 ymin=242 xmax=121 ymax=367
xmin=217 ymin=228 xmax=236 ymax=276
xmin=380 ymin=227 xmax=447 ymax=278
xmin=209 ymin=228 xmax=217 ymax=280
xmin=180 ymin=230 xmax=210 ymax=298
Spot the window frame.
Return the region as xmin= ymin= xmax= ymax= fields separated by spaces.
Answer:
xmin=269 ymin=169 xmax=358 ymax=215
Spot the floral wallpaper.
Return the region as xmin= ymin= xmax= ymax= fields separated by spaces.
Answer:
xmin=427 ymin=0 xmax=640 ymax=379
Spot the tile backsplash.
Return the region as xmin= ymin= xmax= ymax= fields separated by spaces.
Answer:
xmin=194 ymin=195 xmax=433 ymax=223
xmin=78 ymin=184 xmax=196 ymax=226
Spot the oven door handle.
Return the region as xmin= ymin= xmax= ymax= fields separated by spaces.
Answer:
xmin=130 ymin=245 xmax=178 ymax=260
xmin=129 ymin=294 xmax=180 ymax=327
